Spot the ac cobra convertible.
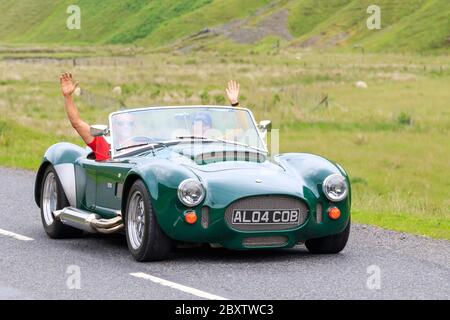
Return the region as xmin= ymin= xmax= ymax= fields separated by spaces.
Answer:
xmin=35 ymin=106 xmax=351 ymax=261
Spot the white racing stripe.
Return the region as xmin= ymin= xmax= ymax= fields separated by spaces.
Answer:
xmin=130 ymin=272 xmax=228 ymax=300
xmin=0 ymin=228 xmax=34 ymax=241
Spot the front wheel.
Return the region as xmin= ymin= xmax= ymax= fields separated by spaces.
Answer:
xmin=40 ymin=165 xmax=83 ymax=239
xmin=305 ymin=220 xmax=350 ymax=254
xmin=125 ymin=180 xmax=173 ymax=262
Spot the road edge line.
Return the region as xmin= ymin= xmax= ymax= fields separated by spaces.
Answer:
xmin=0 ymin=228 xmax=34 ymax=241
xmin=130 ymin=272 xmax=228 ymax=300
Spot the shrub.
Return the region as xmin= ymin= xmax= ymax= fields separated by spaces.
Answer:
xmin=200 ymin=90 xmax=209 ymax=104
xmin=397 ymin=112 xmax=413 ymax=126
xmin=214 ymin=95 xmax=225 ymax=105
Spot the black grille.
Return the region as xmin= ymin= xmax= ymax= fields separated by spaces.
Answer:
xmin=225 ymin=195 xmax=308 ymax=231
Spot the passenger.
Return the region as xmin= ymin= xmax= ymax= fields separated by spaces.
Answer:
xmin=60 ymin=73 xmax=241 ymax=160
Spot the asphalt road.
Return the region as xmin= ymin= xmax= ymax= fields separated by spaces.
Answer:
xmin=0 ymin=167 xmax=449 ymax=300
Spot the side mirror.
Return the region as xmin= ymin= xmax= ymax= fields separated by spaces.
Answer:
xmin=90 ymin=125 xmax=109 ymax=137
xmin=258 ymin=120 xmax=272 ymax=132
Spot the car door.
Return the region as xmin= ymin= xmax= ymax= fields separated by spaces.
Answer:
xmin=93 ymin=160 xmax=132 ymax=218
xmin=75 ymin=158 xmax=98 ymax=211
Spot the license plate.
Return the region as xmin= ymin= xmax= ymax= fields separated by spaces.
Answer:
xmin=232 ymin=209 xmax=300 ymax=225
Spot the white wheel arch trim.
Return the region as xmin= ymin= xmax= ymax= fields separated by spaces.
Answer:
xmin=53 ymin=163 xmax=77 ymax=207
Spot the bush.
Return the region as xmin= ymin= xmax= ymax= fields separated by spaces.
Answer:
xmin=214 ymin=95 xmax=225 ymax=105
xmin=397 ymin=112 xmax=413 ymax=126
xmin=200 ymin=90 xmax=209 ymax=104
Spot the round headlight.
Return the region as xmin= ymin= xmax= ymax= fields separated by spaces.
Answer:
xmin=322 ymin=174 xmax=348 ymax=202
xmin=177 ymin=179 xmax=205 ymax=207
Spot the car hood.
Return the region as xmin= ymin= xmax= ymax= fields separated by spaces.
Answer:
xmin=165 ymin=144 xmax=308 ymax=202
xmin=131 ymin=145 xmax=341 ymax=208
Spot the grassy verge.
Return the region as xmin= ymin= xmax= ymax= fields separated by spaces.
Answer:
xmin=0 ymin=120 xmax=79 ymax=170
xmin=353 ymin=211 xmax=450 ymax=240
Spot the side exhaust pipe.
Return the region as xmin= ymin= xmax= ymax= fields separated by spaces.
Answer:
xmin=53 ymin=207 xmax=123 ymax=234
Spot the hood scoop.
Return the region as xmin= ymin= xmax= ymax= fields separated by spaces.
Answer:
xmin=194 ymin=150 xmax=266 ymax=165
xmin=172 ymin=143 xmax=267 ymax=165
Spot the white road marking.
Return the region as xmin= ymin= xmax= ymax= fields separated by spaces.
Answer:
xmin=130 ymin=272 xmax=228 ymax=300
xmin=0 ymin=228 xmax=34 ymax=241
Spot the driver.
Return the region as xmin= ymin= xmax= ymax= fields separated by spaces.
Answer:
xmin=192 ymin=112 xmax=212 ymax=136
xmin=60 ymin=73 xmax=241 ymax=161
xmin=112 ymin=112 xmax=136 ymax=147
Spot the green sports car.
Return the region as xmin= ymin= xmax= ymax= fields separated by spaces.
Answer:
xmin=34 ymin=106 xmax=351 ymax=261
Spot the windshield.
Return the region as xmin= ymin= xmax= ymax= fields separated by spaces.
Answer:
xmin=109 ymin=106 xmax=265 ymax=157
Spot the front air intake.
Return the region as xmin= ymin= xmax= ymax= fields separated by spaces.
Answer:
xmin=243 ymin=236 xmax=289 ymax=248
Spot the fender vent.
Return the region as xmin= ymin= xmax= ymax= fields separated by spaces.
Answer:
xmin=201 ymin=206 xmax=209 ymax=229
xmin=316 ymin=202 xmax=323 ymax=223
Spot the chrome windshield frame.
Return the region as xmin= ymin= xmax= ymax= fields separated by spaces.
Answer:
xmin=108 ymin=105 xmax=267 ymax=159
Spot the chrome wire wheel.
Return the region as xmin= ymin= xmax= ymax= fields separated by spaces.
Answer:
xmin=42 ymin=171 xmax=58 ymax=226
xmin=127 ymin=190 xmax=146 ymax=250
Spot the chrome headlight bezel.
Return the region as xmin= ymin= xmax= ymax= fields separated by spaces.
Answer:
xmin=177 ymin=178 xmax=205 ymax=207
xmin=322 ymin=174 xmax=348 ymax=202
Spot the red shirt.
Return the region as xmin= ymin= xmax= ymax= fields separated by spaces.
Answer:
xmin=87 ymin=136 xmax=110 ymax=161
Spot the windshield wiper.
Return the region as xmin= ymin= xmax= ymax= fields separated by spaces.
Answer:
xmin=116 ymin=142 xmax=151 ymax=152
xmin=114 ymin=142 xmax=169 ymax=159
xmin=175 ymin=136 xmax=266 ymax=153
xmin=210 ymin=137 xmax=267 ymax=153
xmin=116 ymin=142 xmax=169 ymax=152
xmin=176 ymin=136 xmax=208 ymax=140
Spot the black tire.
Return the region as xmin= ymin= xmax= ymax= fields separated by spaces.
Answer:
xmin=40 ymin=165 xmax=83 ymax=239
xmin=125 ymin=180 xmax=173 ymax=262
xmin=305 ymin=220 xmax=351 ymax=254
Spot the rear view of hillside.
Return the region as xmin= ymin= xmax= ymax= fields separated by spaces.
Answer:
xmin=0 ymin=0 xmax=448 ymax=52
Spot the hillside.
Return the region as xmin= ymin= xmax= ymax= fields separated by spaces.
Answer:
xmin=0 ymin=0 xmax=448 ymax=52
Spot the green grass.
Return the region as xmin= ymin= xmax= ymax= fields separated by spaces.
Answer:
xmin=0 ymin=0 xmax=449 ymax=53
xmin=0 ymin=0 xmax=269 ymax=47
xmin=0 ymin=120 xmax=79 ymax=169
xmin=286 ymin=0 xmax=450 ymax=53
xmin=108 ymin=0 xmax=214 ymax=44
xmin=353 ymin=210 xmax=450 ymax=240
xmin=287 ymin=0 xmax=354 ymax=36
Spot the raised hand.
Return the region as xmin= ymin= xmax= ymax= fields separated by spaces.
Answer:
xmin=226 ymin=80 xmax=240 ymax=106
xmin=60 ymin=72 xmax=79 ymax=97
